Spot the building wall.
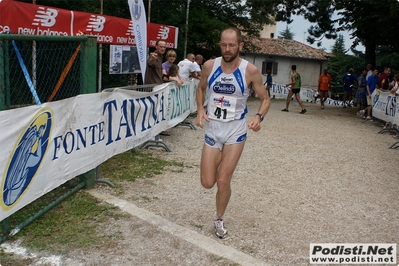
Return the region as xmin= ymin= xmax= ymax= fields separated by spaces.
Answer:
xmin=260 ymin=24 xmax=277 ymax=39
xmin=242 ymin=53 xmax=328 ymax=91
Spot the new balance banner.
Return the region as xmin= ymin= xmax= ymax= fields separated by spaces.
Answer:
xmin=0 ymin=0 xmax=178 ymax=47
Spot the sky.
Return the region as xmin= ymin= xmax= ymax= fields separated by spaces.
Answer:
xmin=275 ymin=15 xmax=364 ymax=54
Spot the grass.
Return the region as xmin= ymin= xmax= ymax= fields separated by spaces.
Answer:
xmin=0 ymin=148 xmax=186 ymax=265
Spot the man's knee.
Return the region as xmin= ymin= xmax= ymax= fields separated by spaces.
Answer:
xmin=201 ymin=178 xmax=215 ymax=189
xmin=216 ymin=178 xmax=231 ymax=191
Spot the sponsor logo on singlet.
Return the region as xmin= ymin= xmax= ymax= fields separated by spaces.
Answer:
xmin=213 ymin=81 xmax=236 ymax=94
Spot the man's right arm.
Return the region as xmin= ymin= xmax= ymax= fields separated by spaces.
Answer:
xmin=195 ymin=60 xmax=212 ymax=128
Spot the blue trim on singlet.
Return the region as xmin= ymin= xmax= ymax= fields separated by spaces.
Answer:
xmin=208 ymin=66 xmax=223 ymax=89
xmin=233 ymin=68 xmax=245 ymax=95
xmin=239 ymin=106 xmax=248 ymax=119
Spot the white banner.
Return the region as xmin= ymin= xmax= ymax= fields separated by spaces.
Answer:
xmin=270 ymin=83 xmax=314 ymax=102
xmin=0 ymin=81 xmax=197 ymax=220
xmin=128 ymin=0 xmax=147 ymax=80
xmin=371 ymin=89 xmax=399 ymax=126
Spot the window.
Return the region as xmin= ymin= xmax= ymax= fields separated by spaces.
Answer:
xmin=262 ymin=61 xmax=278 ymax=75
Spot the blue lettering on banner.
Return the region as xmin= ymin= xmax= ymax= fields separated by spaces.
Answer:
xmin=167 ymin=84 xmax=190 ymax=119
xmin=374 ymin=99 xmax=386 ymax=112
xmin=135 ymin=24 xmax=145 ymax=63
xmin=52 ymin=92 xmax=166 ymax=160
xmin=385 ymin=96 xmax=396 ymax=116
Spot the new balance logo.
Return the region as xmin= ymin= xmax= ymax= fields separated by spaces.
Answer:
xmin=157 ymin=26 xmax=169 ymax=39
xmin=86 ymin=15 xmax=106 ymax=32
xmin=126 ymin=21 xmax=134 ymax=36
xmin=32 ymin=7 xmax=58 ymax=27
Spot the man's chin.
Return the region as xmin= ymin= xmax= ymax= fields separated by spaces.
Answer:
xmin=222 ymin=55 xmax=234 ymax=62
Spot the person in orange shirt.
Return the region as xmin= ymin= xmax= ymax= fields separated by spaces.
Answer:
xmin=318 ymin=68 xmax=332 ymax=109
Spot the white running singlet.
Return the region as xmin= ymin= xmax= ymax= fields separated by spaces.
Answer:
xmin=206 ymin=57 xmax=249 ymax=122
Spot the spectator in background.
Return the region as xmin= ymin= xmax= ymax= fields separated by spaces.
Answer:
xmin=193 ymin=54 xmax=204 ymax=79
xmin=377 ymin=66 xmax=391 ymax=91
xmin=162 ymin=50 xmax=178 ymax=82
xmin=389 ymin=73 xmax=399 ymax=96
xmin=342 ymin=68 xmax=357 ymax=108
xmin=364 ymin=68 xmax=379 ymax=121
xmin=355 ymin=68 xmax=368 ymax=117
xmin=282 ymin=65 xmax=307 ymax=114
xmin=317 ymin=68 xmax=332 ymax=109
xmin=167 ymin=64 xmax=184 ymax=88
xmin=144 ymin=40 xmax=166 ymax=85
xmin=144 ymin=40 xmax=169 ymax=136
xmin=178 ymin=53 xmax=197 ymax=79
xmin=366 ymin=64 xmax=373 ymax=81
xmin=264 ymin=70 xmax=272 ymax=97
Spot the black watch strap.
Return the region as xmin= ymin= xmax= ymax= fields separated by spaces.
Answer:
xmin=255 ymin=113 xmax=264 ymax=122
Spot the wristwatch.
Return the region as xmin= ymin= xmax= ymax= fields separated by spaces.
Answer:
xmin=255 ymin=113 xmax=264 ymax=122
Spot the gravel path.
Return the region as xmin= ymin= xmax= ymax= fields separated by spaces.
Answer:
xmin=30 ymin=99 xmax=399 ymax=265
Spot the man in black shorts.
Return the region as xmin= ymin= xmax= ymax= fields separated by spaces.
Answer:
xmin=282 ymin=65 xmax=307 ymax=114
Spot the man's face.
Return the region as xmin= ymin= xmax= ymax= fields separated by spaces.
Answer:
xmin=385 ymin=68 xmax=391 ymax=75
xmin=220 ymin=32 xmax=242 ymax=63
xmin=373 ymin=69 xmax=379 ymax=76
xmin=156 ymin=41 xmax=166 ymax=55
xmin=188 ymin=55 xmax=195 ymax=62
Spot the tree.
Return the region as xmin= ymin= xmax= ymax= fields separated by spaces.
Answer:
xmin=274 ymin=0 xmax=399 ymax=67
xmin=278 ymin=25 xmax=294 ymax=39
xmin=327 ymin=34 xmax=364 ymax=97
xmin=148 ymin=0 xmax=278 ymax=60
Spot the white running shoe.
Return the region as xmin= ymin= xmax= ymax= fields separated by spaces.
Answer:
xmin=214 ymin=219 xmax=228 ymax=239
xmin=365 ymin=116 xmax=373 ymax=122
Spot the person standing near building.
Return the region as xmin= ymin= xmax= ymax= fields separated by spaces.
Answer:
xmin=355 ymin=68 xmax=367 ymax=117
xmin=144 ymin=40 xmax=166 ymax=85
xmin=342 ymin=68 xmax=357 ymax=107
xmin=364 ymin=68 xmax=379 ymax=121
xmin=317 ymin=68 xmax=332 ymax=109
xmin=282 ymin=65 xmax=307 ymax=114
xmin=195 ymin=27 xmax=270 ymax=239
xmin=264 ymin=69 xmax=272 ymax=97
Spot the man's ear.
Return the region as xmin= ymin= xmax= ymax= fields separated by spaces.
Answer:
xmin=239 ymin=42 xmax=244 ymax=51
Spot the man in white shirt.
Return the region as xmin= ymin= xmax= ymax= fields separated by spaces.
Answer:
xmin=193 ymin=54 xmax=203 ymax=79
xmin=177 ymin=53 xmax=197 ymax=79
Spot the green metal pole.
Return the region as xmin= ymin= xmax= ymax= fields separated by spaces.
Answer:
xmin=5 ymin=40 xmax=10 ymax=109
xmin=0 ymin=40 xmax=4 ymax=110
xmin=79 ymin=36 xmax=97 ymax=188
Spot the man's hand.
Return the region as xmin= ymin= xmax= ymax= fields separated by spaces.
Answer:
xmin=195 ymin=109 xmax=209 ymax=129
xmin=248 ymin=117 xmax=261 ymax=132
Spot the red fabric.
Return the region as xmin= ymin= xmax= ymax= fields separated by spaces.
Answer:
xmin=318 ymin=74 xmax=332 ymax=91
xmin=378 ymin=73 xmax=389 ymax=90
xmin=0 ymin=0 xmax=178 ymax=47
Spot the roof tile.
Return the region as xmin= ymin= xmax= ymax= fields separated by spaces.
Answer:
xmin=246 ymin=37 xmax=330 ymax=60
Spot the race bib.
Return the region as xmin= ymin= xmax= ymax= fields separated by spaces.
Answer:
xmin=208 ymin=93 xmax=237 ymax=121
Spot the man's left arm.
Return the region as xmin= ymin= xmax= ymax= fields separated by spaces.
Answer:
xmin=247 ymin=64 xmax=271 ymax=132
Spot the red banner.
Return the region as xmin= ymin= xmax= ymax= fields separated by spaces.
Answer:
xmin=0 ymin=0 xmax=178 ymax=48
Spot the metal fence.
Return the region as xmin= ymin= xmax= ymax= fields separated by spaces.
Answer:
xmin=0 ymin=34 xmax=97 ymax=243
xmin=0 ymin=34 xmax=97 ymax=110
